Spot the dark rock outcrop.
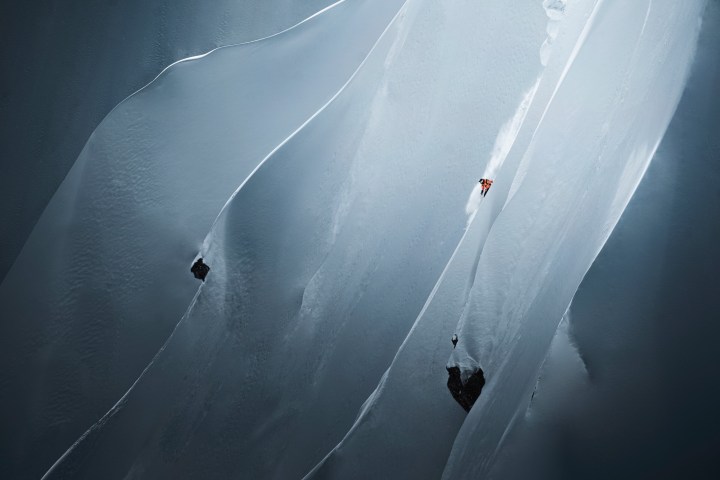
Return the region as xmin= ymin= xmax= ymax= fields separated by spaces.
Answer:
xmin=191 ymin=258 xmax=211 ymax=281
xmin=447 ymin=365 xmax=486 ymax=412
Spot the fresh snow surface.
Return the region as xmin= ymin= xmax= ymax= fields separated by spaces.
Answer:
xmin=306 ymin=2 xmax=599 ymax=478
xmin=489 ymin=2 xmax=720 ymax=476
xmin=5 ymin=0 xmax=703 ymax=478
xmin=1 ymin=0 xmax=406 ymax=476
xmin=443 ymin=1 xmax=703 ymax=478
xmin=41 ymin=0 xmax=558 ymax=477
xmin=42 ymin=0 xmax=555 ymax=475
xmin=0 ymin=0 xmax=335 ymax=284
xmin=309 ymin=0 xmax=702 ymax=478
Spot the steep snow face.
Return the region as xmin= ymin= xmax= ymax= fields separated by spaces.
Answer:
xmin=0 ymin=1 xmax=406 ymax=477
xmin=491 ymin=2 xmax=720 ymax=477
xmin=40 ymin=0 xmax=565 ymax=477
xmin=0 ymin=0 xmax=334 ymax=283
xmin=306 ymin=0 xmax=702 ymax=478
xmin=306 ymin=2 xmax=599 ymax=478
xmin=7 ymin=0 xmax=703 ymax=479
xmin=443 ymin=0 xmax=703 ymax=477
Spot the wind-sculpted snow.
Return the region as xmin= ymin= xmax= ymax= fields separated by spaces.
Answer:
xmin=1 ymin=0 xmax=410 ymax=477
xmin=40 ymin=0 xmax=581 ymax=477
xmin=9 ymin=0 xmax=703 ymax=478
xmin=489 ymin=2 xmax=720 ymax=476
xmin=306 ymin=1 xmax=597 ymax=477
xmin=307 ymin=0 xmax=702 ymax=478
xmin=443 ymin=1 xmax=703 ymax=478
xmin=0 ymin=0 xmax=335 ymax=285
xmin=38 ymin=0 xmax=409 ymax=478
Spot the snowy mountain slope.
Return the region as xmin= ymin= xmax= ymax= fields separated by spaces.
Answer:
xmin=40 ymin=0 xmax=575 ymax=478
xmin=490 ymin=2 xmax=720 ymax=477
xmin=1 ymin=1 xmax=407 ymax=477
xmin=443 ymin=1 xmax=704 ymax=478
xmin=304 ymin=3 xmax=602 ymax=478
xmin=0 ymin=0 xmax=334 ymax=283
xmin=307 ymin=0 xmax=704 ymax=478
xmin=5 ymin=0 xmax=703 ymax=478
xmin=36 ymin=0 xmax=412 ymax=478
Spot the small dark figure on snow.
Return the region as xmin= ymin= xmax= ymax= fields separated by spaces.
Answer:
xmin=451 ymin=334 xmax=458 ymax=349
xmin=191 ymin=257 xmax=210 ymax=281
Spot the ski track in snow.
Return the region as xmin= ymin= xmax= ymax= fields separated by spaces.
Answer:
xmin=40 ymin=1 xmax=412 ymax=477
xmin=452 ymin=0 xmax=588 ymax=367
xmin=40 ymin=0 xmax=703 ymax=476
xmin=301 ymin=0 xmax=702 ymax=477
xmin=302 ymin=1 xmax=587 ymax=475
xmin=463 ymin=0 xmax=580 ymax=301
xmin=440 ymin=1 xmax=702 ymax=477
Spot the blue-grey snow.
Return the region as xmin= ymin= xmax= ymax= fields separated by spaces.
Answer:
xmin=0 ymin=0 xmax=708 ymax=478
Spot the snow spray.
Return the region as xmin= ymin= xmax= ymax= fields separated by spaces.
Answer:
xmin=465 ymin=80 xmax=540 ymax=216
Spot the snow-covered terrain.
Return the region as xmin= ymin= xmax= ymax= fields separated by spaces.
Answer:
xmin=308 ymin=1 xmax=703 ymax=478
xmin=0 ymin=0 xmax=336 ymax=284
xmin=0 ymin=0 xmax=707 ymax=478
xmin=489 ymin=2 xmax=720 ymax=477
xmin=0 ymin=0 xmax=397 ymax=476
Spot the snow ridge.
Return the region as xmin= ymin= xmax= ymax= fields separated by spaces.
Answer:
xmin=442 ymin=0 xmax=703 ymax=477
xmin=39 ymin=1 xmax=411 ymax=477
xmin=24 ymin=0 xmax=704 ymax=478
xmin=96 ymin=0 xmax=349 ymax=127
xmin=302 ymin=1 xmax=593 ymax=478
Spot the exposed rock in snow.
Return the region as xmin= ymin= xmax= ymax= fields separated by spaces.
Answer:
xmin=447 ymin=366 xmax=486 ymax=412
xmin=1 ymin=0 xmax=705 ymax=479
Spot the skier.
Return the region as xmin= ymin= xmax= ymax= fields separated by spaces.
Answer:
xmin=191 ymin=257 xmax=211 ymax=281
xmin=451 ymin=333 xmax=458 ymax=349
xmin=482 ymin=179 xmax=493 ymax=197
